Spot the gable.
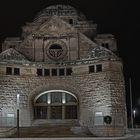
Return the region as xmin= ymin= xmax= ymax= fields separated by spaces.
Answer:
xmin=33 ymin=16 xmax=77 ymax=36
xmin=0 ymin=48 xmax=30 ymax=63
xmin=88 ymin=46 xmax=119 ymax=60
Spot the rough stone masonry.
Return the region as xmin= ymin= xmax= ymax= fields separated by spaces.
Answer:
xmin=0 ymin=4 xmax=127 ymax=137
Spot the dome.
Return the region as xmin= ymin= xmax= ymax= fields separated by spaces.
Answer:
xmin=34 ymin=4 xmax=86 ymax=22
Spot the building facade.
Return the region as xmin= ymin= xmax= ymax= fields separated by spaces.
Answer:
xmin=0 ymin=5 xmax=127 ymax=136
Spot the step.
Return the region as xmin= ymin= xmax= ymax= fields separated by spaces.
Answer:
xmin=10 ymin=126 xmax=93 ymax=138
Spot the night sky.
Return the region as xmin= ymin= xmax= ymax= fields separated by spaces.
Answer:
xmin=0 ymin=0 xmax=140 ymax=123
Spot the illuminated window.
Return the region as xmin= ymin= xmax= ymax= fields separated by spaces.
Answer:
xmin=34 ymin=91 xmax=78 ymax=120
xmin=94 ymin=112 xmax=103 ymax=125
xmin=36 ymin=94 xmax=47 ymax=103
xmin=66 ymin=93 xmax=77 ymax=103
xmin=51 ymin=92 xmax=62 ymax=103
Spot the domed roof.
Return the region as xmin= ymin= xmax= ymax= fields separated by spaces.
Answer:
xmin=34 ymin=4 xmax=86 ymax=22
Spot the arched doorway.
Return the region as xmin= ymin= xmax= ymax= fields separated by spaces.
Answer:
xmin=33 ymin=90 xmax=78 ymax=120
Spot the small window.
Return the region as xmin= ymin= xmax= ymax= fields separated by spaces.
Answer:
xmin=102 ymin=43 xmax=109 ymax=49
xmin=6 ymin=67 xmax=12 ymax=75
xmin=37 ymin=69 xmax=43 ymax=76
xmin=102 ymin=43 xmax=105 ymax=47
xmin=59 ymin=68 xmax=65 ymax=76
xmin=69 ymin=19 xmax=73 ymax=24
xmin=44 ymin=69 xmax=50 ymax=76
xmin=14 ymin=68 xmax=20 ymax=75
xmin=105 ymin=43 xmax=109 ymax=49
xmin=66 ymin=68 xmax=72 ymax=76
xmin=89 ymin=65 xmax=95 ymax=73
xmin=96 ymin=64 xmax=102 ymax=72
xmin=9 ymin=45 xmax=16 ymax=49
xmin=52 ymin=69 xmax=57 ymax=76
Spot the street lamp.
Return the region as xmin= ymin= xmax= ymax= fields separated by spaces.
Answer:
xmin=133 ymin=109 xmax=136 ymax=128
xmin=133 ymin=109 xmax=136 ymax=118
xmin=16 ymin=94 xmax=20 ymax=137
xmin=129 ymin=78 xmax=134 ymax=129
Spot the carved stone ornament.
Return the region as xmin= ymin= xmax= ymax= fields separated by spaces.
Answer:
xmin=0 ymin=48 xmax=30 ymax=63
xmin=88 ymin=46 xmax=118 ymax=60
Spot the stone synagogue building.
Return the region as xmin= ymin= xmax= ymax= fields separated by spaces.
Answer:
xmin=0 ymin=4 xmax=127 ymax=136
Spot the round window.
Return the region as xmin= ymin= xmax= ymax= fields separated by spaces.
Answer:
xmin=49 ymin=44 xmax=63 ymax=58
xmin=47 ymin=41 xmax=67 ymax=61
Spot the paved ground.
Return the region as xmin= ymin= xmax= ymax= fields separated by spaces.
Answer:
xmin=1 ymin=128 xmax=140 ymax=140
xmin=0 ymin=135 xmax=137 ymax=140
xmin=1 ymin=134 xmax=140 ymax=140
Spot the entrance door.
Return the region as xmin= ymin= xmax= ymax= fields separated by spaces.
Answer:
xmin=50 ymin=106 xmax=62 ymax=119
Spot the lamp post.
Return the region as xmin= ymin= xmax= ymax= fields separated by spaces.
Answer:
xmin=129 ymin=78 xmax=134 ymax=129
xmin=16 ymin=94 xmax=20 ymax=137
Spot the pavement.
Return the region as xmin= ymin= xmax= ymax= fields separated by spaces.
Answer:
xmin=0 ymin=134 xmax=137 ymax=140
xmin=1 ymin=128 xmax=140 ymax=140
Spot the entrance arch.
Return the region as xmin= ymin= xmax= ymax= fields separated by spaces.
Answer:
xmin=33 ymin=90 xmax=78 ymax=120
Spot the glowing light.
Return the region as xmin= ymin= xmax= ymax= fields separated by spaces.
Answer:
xmin=47 ymin=93 xmax=51 ymax=104
xmin=133 ymin=109 xmax=136 ymax=118
xmin=62 ymin=93 xmax=66 ymax=104
xmin=17 ymin=94 xmax=20 ymax=109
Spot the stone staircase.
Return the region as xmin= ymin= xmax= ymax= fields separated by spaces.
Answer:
xmin=10 ymin=126 xmax=93 ymax=138
xmin=0 ymin=127 xmax=17 ymax=138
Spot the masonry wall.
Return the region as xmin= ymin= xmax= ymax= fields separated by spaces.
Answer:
xmin=0 ymin=60 xmax=126 ymax=136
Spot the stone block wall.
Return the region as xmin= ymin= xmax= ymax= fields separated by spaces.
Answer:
xmin=0 ymin=60 xmax=126 ymax=136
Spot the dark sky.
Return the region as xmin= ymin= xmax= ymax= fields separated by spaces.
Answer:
xmin=0 ymin=0 xmax=140 ymax=121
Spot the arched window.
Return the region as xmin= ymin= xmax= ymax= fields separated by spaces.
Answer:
xmin=34 ymin=90 xmax=78 ymax=120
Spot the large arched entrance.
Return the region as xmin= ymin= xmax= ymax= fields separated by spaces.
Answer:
xmin=33 ymin=90 xmax=78 ymax=121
